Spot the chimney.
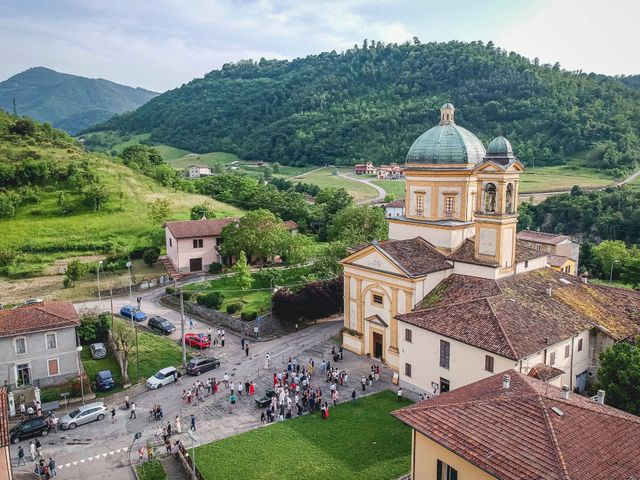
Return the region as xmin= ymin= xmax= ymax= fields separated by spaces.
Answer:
xmin=580 ymin=273 xmax=588 ymax=284
xmin=561 ymin=385 xmax=570 ymax=400
xmin=546 ymin=287 xmax=553 ymax=296
xmin=543 ymin=337 xmax=549 ymax=344
xmin=502 ymin=374 xmax=511 ymax=389
xmin=596 ymin=390 xmax=606 ymax=405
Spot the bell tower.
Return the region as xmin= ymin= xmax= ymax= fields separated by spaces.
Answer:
xmin=473 ymin=137 xmax=524 ymax=272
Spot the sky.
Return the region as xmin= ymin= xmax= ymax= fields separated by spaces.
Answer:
xmin=0 ymin=0 xmax=638 ymax=92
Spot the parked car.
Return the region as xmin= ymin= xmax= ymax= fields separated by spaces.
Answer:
xmin=148 ymin=316 xmax=176 ymax=335
xmin=90 ymin=342 xmax=107 ymax=359
xmin=187 ymin=357 xmax=220 ymax=376
xmin=9 ymin=415 xmax=51 ymax=444
xmin=184 ymin=333 xmax=211 ymax=350
xmin=146 ymin=366 xmax=179 ymax=389
xmin=120 ymin=305 xmax=147 ymax=322
xmin=95 ymin=370 xmax=116 ymax=391
xmin=60 ymin=402 xmax=108 ymax=430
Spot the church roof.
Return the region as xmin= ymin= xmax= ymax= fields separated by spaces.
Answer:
xmin=398 ymin=269 xmax=640 ymax=359
xmin=392 ymin=371 xmax=640 ymax=480
xmin=372 ymin=237 xmax=452 ymax=277
xmin=448 ymin=238 xmax=547 ymax=267
xmin=406 ymin=123 xmax=486 ymax=165
xmin=517 ymin=230 xmax=572 ymax=245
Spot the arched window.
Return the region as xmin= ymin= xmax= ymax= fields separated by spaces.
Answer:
xmin=505 ymin=183 xmax=514 ymax=214
xmin=483 ymin=183 xmax=497 ymax=213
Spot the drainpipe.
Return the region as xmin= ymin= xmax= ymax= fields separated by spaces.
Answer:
xmin=569 ymin=336 xmax=575 ymax=391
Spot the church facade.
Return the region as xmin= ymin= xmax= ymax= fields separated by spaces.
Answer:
xmin=341 ymin=104 xmax=640 ymax=396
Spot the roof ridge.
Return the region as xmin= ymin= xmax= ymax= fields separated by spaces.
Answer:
xmin=410 ymin=291 xmax=501 ymax=313
xmin=538 ymin=394 xmax=572 ymax=480
xmin=486 ymin=298 xmax=518 ymax=359
xmin=372 ymin=242 xmax=411 ymax=277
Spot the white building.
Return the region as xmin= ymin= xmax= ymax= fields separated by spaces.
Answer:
xmin=187 ymin=164 xmax=212 ymax=179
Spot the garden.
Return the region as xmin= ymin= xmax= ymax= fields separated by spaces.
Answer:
xmin=193 ymin=390 xmax=412 ymax=480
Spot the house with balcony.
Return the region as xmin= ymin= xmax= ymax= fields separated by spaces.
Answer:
xmin=0 ymin=301 xmax=80 ymax=390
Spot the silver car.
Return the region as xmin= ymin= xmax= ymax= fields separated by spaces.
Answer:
xmin=90 ymin=342 xmax=107 ymax=359
xmin=60 ymin=402 xmax=108 ymax=430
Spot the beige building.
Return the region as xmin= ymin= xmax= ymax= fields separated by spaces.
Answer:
xmin=342 ymin=103 xmax=640 ymax=393
xmin=187 ymin=164 xmax=212 ymax=179
xmin=517 ymin=230 xmax=579 ymax=275
xmin=392 ymin=371 xmax=640 ymax=480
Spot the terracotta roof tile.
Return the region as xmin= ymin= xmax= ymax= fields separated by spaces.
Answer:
xmin=547 ymin=254 xmax=570 ymax=267
xmin=374 ymin=237 xmax=452 ymax=277
xmin=384 ymin=199 xmax=405 ymax=208
xmin=528 ymin=363 xmax=565 ymax=381
xmin=0 ymin=301 xmax=80 ymax=337
xmin=517 ymin=230 xmax=571 ymax=245
xmin=392 ymin=371 xmax=640 ymax=480
xmin=165 ymin=218 xmax=237 ymax=239
xmin=514 ymin=240 xmax=549 ymax=262
xmin=448 ymin=238 xmax=546 ymax=266
xmin=283 ymin=220 xmax=299 ymax=230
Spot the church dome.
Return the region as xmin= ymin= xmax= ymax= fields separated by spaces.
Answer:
xmin=406 ymin=103 xmax=486 ymax=165
xmin=487 ymin=136 xmax=513 ymax=155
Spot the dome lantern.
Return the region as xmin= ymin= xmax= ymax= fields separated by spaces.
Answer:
xmin=440 ymin=103 xmax=455 ymax=124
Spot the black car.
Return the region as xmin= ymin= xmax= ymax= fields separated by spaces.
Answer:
xmin=10 ymin=416 xmax=51 ymax=444
xmin=186 ymin=357 xmax=220 ymax=376
xmin=148 ymin=316 xmax=176 ymax=335
xmin=95 ymin=370 xmax=116 ymax=391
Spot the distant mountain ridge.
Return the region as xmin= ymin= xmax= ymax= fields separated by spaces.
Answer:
xmin=0 ymin=67 xmax=158 ymax=134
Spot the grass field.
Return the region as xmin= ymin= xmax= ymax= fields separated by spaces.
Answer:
xmin=371 ymin=179 xmax=405 ymax=199
xmin=136 ymin=459 xmax=167 ymax=480
xmin=519 ymin=163 xmax=613 ymax=193
xmin=194 ymin=390 xmax=412 ymax=480
xmin=295 ymin=167 xmax=378 ymax=201
xmin=81 ymin=317 xmax=186 ymax=392
xmin=184 ymin=266 xmax=312 ymax=314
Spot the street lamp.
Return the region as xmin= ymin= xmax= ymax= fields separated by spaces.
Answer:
xmin=187 ymin=430 xmax=197 ymax=480
xmin=97 ymin=260 xmax=104 ymax=311
xmin=76 ymin=346 xmax=85 ymax=404
xmin=609 ymin=259 xmax=620 ymax=284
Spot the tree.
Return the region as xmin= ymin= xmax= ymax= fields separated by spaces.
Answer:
xmin=148 ymin=198 xmax=172 ymax=225
xmin=234 ymin=251 xmax=253 ymax=299
xmin=328 ymin=205 xmax=388 ymax=246
xmin=108 ymin=320 xmax=135 ymax=386
xmin=190 ymin=203 xmax=218 ymax=220
xmin=9 ymin=118 xmax=36 ymax=136
xmin=142 ymin=247 xmax=160 ymax=267
xmin=592 ymin=240 xmax=630 ymax=280
xmin=597 ymin=338 xmax=640 ymax=415
xmin=621 ymin=252 xmax=640 ymax=288
xmin=383 ymin=193 xmax=395 ymax=202
xmin=64 ymin=259 xmax=88 ymax=288
xmin=280 ymin=234 xmax=312 ymax=266
xmin=82 ymin=181 xmax=109 ymax=211
xmin=221 ymin=209 xmax=288 ymax=261
xmin=312 ymin=242 xmax=348 ymax=280
xmin=263 ymin=164 xmax=273 ymax=181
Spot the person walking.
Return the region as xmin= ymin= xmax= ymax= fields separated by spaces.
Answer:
xmin=48 ymin=458 xmax=57 ymax=477
xmin=111 ymin=406 xmax=116 ymax=423
xmin=361 ymin=376 xmax=366 ymax=392
xmin=189 ymin=317 xmax=194 ymax=330
xmin=29 ymin=441 xmax=36 ymax=461
xmin=245 ymin=342 xmax=249 ymax=357
xmin=190 ymin=414 xmax=196 ymax=432
xmin=166 ymin=421 xmax=172 ymax=437
xmin=249 ymin=381 xmax=255 ymax=396
xmin=397 ymin=387 xmax=403 ymax=402
xmin=130 ymin=402 xmax=136 ymax=419
xmin=174 ymin=415 xmax=182 ymax=434
xmin=241 ymin=336 xmax=245 ymax=350
xmin=17 ymin=445 xmax=26 ymax=466
xmin=35 ymin=438 xmax=42 ymax=458
xmin=351 ymin=389 xmax=357 ymax=406
xmin=264 ymin=353 xmax=271 ymax=369
xmin=124 ymin=395 xmax=130 ymax=410
xmin=221 ymin=334 xmax=225 ymax=347
xmin=51 ymin=415 xmax=58 ymax=434
xmin=237 ymin=382 xmax=243 ymax=397
xmin=207 ymin=327 xmax=212 ymax=343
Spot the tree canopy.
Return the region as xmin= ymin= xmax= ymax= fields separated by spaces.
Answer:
xmin=597 ymin=338 xmax=640 ymax=415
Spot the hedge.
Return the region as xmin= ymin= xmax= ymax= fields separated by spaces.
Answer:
xmin=272 ymin=276 xmax=343 ymax=323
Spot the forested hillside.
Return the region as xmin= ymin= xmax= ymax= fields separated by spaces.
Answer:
xmin=90 ymin=40 xmax=640 ymax=174
xmin=0 ymin=67 xmax=158 ymax=134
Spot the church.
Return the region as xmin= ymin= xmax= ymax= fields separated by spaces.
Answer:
xmin=341 ymin=104 xmax=640 ymax=396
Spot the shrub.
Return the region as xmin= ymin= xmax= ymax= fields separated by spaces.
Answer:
xmin=196 ymin=292 xmax=224 ymax=310
xmin=272 ymin=276 xmax=343 ymax=323
xmin=226 ymin=302 xmax=243 ymax=314
xmin=209 ymin=262 xmax=223 ymax=274
xmin=182 ymin=292 xmax=193 ymax=302
xmin=241 ymin=310 xmax=258 ymax=322
xmin=142 ymin=247 xmax=160 ymax=267
xmin=63 ymin=259 xmax=88 ymax=288
xmin=165 ymin=286 xmax=176 ymax=295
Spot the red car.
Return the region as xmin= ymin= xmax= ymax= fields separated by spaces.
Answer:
xmin=184 ymin=333 xmax=211 ymax=350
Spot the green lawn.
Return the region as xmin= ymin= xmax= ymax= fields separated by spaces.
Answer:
xmin=194 ymin=390 xmax=412 ymax=480
xmin=519 ymin=163 xmax=613 ymax=193
xmin=371 ymin=179 xmax=405 ymax=199
xmin=81 ymin=317 xmax=186 ymax=391
xmin=136 ymin=459 xmax=167 ymax=480
xmin=184 ymin=266 xmax=312 ymax=314
xmin=295 ymin=167 xmax=378 ymax=201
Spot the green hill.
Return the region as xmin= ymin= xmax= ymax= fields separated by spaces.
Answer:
xmin=90 ymin=40 xmax=640 ymax=174
xmin=0 ymin=110 xmax=242 ymax=279
xmin=0 ymin=67 xmax=158 ymax=134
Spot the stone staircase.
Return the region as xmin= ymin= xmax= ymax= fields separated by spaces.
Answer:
xmin=159 ymin=255 xmax=187 ymax=281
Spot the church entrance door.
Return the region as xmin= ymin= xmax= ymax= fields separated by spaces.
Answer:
xmin=373 ymin=333 xmax=383 ymax=359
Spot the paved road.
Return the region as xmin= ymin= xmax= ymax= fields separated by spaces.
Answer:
xmin=11 ymin=285 xmax=398 ymax=479
xmin=337 ymin=173 xmax=386 ymax=204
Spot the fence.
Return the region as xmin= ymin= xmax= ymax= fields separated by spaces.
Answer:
xmin=176 ymin=440 xmax=205 ymax=480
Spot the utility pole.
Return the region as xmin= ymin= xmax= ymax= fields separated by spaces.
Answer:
xmin=110 ymin=288 xmax=114 ymax=330
xmin=180 ymin=290 xmax=186 ymax=368
xmin=12 ymin=98 xmax=16 ymax=116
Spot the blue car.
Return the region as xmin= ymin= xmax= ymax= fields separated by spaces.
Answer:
xmin=119 ymin=305 xmax=147 ymax=322
xmin=95 ymin=370 xmax=115 ymax=391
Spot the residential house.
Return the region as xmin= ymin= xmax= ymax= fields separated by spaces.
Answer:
xmin=354 ymin=162 xmax=377 ymax=175
xmin=517 ymin=230 xmax=579 ymax=275
xmin=376 ymin=163 xmax=404 ymax=179
xmin=164 ymin=218 xmax=236 ymax=274
xmin=383 ymin=199 xmax=405 ymax=218
xmin=0 ymin=301 xmax=80 ymax=389
xmin=283 ymin=220 xmax=299 ymax=235
xmin=392 ymin=370 xmax=640 ymax=480
xmin=187 ymin=164 xmax=212 ymax=179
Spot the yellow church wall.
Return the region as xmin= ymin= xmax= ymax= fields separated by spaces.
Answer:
xmin=411 ymin=431 xmax=498 ymax=480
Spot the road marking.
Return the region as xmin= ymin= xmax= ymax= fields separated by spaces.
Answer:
xmin=59 ymin=447 xmax=129 ymax=470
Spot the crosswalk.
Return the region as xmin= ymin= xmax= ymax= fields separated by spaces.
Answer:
xmin=57 ymin=447 xmax=129 ymax=470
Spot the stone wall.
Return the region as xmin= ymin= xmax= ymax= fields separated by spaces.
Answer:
xmin=96 ymin=275 xmax=169 ymax=299
xmin=160 ymin=296 xmax=279 ymax=339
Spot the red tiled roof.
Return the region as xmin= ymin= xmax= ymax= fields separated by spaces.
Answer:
xmin=283 ymin=220 xmax=299 ymax=230
xmin=528 ymin=363 xmax=564 ymax=381
xmin=517 ymin=230 xmax=571 ymax=245
xmin=384 ymin=199 xmax=405 ymax=208
xmin=0 ymin=301 xmax=80 ymax=337
xmin=392 ymin=371 xmax=640 ymax=480
xmin=548 ymin=254 xmax=569 ymax=267
xmin=399 ymin=269 xmax=640 ymax=359
xmin=448 ymin=238 xmax=547 ymax=267
xmin=165 ymin=218 xmax=237 ymax=239
xmin=373 ymin=237 xmax=452 ymax=277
